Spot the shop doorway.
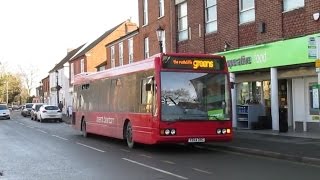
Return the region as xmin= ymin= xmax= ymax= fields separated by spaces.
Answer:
xmin=278 ymin=79 xmax=288 ymax=132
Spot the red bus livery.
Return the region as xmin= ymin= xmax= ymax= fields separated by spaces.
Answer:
xmin=72 ymin=53 xmax=232 ymax=148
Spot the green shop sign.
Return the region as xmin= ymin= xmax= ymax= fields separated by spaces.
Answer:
xmin=218 ymin=33 xmax=320 ymax=72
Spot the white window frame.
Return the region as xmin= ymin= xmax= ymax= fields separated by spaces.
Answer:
xmin=177 ymin=2 xmax=188 ymax=41
xmin=143 ymin=0 xmax=148 ymax=25
xmin=144 ymin=37 xmax=149 ymax=58
xmin=128 ymin=38 xmax=134 ymax=64
xmin=80 ymin=59 xmax=84 ymax=73
xmin=70 ymin=62 xmax=74 ymax=83
xmin=159 ymin=0 xmax=164 ymax=18
xmin=119 ymin=42 xmax=123 ymax=66
xmin=239 ymin=0 xmax=255 ymax=24
xmin=205 ymin=0 xmax=217 ymax=33
xmin=283 ymin=0 xmax=304 ymax=12
xmin=111 ymin=46 xmax=115 ymax=68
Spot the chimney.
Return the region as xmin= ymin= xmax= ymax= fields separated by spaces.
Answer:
xmin=67 ymin=48 xmax=75 ymax=53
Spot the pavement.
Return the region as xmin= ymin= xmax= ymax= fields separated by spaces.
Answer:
xmin=61 ymin=115 xmax=320 ymax=166
xmin=206 ymin=129 xmax=320 ymax=166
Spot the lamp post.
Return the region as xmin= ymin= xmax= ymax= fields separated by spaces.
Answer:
xmin=39 ymin=81 xmax=43 ymax=103
xmin=156 ymin=26 xmax=164 ymax=53
xmin=55 ymin=70 xmax=60 ymax=106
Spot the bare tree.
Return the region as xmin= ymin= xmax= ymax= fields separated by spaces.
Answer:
xmin=18 ymin=65 xmax=39 ymax=96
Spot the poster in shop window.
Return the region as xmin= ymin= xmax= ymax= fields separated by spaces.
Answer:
xmin=312 ymin=86 xmax=319 ymax=109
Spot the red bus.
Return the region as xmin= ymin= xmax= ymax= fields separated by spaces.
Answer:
xmin=72 ymin=53 xmax=232 ymax=148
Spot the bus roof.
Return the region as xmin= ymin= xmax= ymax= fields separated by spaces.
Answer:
xmin=73 ymin=53 xmax=225 ymax=85
xmin=73 ymin=54 xmax=158 ymax=85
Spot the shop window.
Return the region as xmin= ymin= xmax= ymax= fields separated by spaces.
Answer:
xmin=309 ymin=83 xmax=319 ymax=115
xmin=237 ymin=81 xmax=262 ymax=105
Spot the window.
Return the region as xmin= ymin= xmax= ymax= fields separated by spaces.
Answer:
xmin=144 ymin=37 xmax=149 ymax=58
xmin=159 ymin=0 xmax=164 ymax=17
xmin=309 ymin=83 xmax=319 ymax=115
xmin=177 ymin=2 xmax=188 ymax=41
xmin=283 ymin=0 xmax=304 ymax=12
xmin=119 ymin=42 xmax=123 ymax=66
xmin=141 ymin=77 xmax=153 ymax=113
xmin=205 ymin=0 xmax=217 ymax=33
xmin=128 ymin=38 xmax=134 ymax=64
xmin=111 ymin=46 xmax=115 ymax=68
xmin=143 ymin=0 xmax=148 ymax=25
xmin=239 ymin=0 xmax=255 ymax=24
xmin=70 ymin=62 xmax=74 ymax=83
xmin=80 ymin=59 xmax=85 ymax=73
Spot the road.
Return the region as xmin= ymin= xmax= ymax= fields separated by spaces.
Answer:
xmin=1 ymin=111 xmax=320 ymax=180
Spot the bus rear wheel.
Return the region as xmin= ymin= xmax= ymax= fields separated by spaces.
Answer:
xmin=81 ymin=120 xmax=88 ymax=138
xmin=126 ymin=121 xmax=134 ymax=148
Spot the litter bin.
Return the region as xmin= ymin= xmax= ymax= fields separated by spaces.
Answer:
xmin=279 ymin=108 xmax=288 ymax=132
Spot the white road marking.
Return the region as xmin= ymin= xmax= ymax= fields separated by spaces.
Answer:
xmin=76 ymin=142 xmax=105 ymax=152
xmin=26 ymin=126 xmax=34 ymax=128
xmin=161 ymin=160 xmax=176 ymax=164
xmin=36 ymin=129 xmax=48 ymax=134
xmin=192 ymin=168 xmax=212 ymax=174
xmin=19 ymin=123 xmax=24 ymax=125
xmin=122 ymin=158 xmax=188 ymax=180
xmin=51 ymin=135 xmax=68 ymax=141
xmin=139 ymin=154 xmax=152 ymax=158
xmin=120 ymin=149 xmax=131 ymax=153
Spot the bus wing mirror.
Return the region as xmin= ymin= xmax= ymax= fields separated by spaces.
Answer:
xmin=146 ymin=83 xmax=152 ymax=91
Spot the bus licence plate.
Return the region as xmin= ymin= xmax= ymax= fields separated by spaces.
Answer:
xmin=188 ymin=138 xmax=205 ymax=143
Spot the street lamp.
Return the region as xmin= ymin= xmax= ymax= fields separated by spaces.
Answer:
xmin=55 ymin=70 xmax=61 ymax=106
xmin=39 ymin=81 xmax=44 ymax=103
xmin=156 ymin=26 xmax=164 ymax=53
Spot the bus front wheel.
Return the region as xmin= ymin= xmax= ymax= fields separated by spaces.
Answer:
xmin=81 ymin=120 xmax=88 ymax=138
xmin=126 ymin=121 xmax=134 ymax=148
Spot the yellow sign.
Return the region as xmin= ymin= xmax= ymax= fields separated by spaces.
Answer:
xmin=315 ymin=59 xmax=320 ymax=68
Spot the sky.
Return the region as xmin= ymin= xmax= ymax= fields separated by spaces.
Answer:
xmin=0 ymin=0 xmax=138 ymax=82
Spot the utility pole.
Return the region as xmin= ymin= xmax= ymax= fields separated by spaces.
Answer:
xmin=6 ymin=81 xmax=8 ymax=104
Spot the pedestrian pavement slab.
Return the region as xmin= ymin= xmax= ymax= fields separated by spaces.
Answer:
xmin=205 ymin=130 xmax=320 ymax=166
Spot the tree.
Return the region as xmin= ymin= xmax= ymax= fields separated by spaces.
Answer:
xmin=0 ymin=73 xmax=23 ymax=104
xmin=18 ymin=65 xmax=39 ymax=96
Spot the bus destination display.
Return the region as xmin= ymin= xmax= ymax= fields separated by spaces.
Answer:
xmin=162 ymin=56 xmax=224 ymax=70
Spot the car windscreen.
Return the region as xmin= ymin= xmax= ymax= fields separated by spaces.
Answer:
xmin=26 ymin=104 xmax=33 ymax=108
xmin=0 ymin=105 xmax=8 ymax=110
xmin=44 ymin=106 xmax=59 ymax=110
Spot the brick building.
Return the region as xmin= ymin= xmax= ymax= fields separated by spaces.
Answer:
xmin=107 ymin=0 xmax=320 ymax=133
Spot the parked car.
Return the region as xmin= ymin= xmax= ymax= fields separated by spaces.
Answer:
xmin=21 ymin=103 xmax=34 ymax=117
xmin=0 ymin=104 xmax=11 ymax=120
xmin=30 ymin=103 xmax=44 ymax=121
xmin=37 ymin=105 xmax=62 ymax=123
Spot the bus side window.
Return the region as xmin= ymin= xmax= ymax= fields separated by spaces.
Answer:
xmin=141 ymin=77 xmax=153 ymax=113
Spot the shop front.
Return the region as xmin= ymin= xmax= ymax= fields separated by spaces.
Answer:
xmin=218 ymin=33 xmax=320 ymax=132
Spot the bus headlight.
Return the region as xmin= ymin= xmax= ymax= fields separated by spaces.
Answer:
xmin=170 ymin=129 xmax=176 ymax=135
xmin=222 ymin=129 xmax=227 ymax=134
xmin=216 ymin=129 xmax=222 ymax=134
xmin=165 ymin=129 xmax=170 ymax=135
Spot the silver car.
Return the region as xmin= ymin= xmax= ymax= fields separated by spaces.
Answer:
xmin=0 ymin=104 xmax=11 ymax=120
